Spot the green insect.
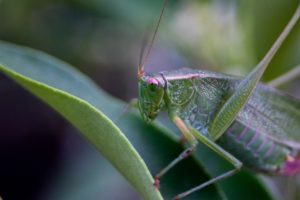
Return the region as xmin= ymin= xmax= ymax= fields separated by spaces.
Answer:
xmin=136 ymin=1 xmax=300 ymax=199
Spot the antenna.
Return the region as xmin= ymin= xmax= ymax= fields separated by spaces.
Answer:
xmin=138 ymin=0 xmax=168 ymax=78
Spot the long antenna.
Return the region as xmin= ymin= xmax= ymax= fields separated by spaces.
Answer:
xmin=138 ymin=28 xmax=150 ymax=75
xmin=138 ymin=0 xmax=168 ymax=78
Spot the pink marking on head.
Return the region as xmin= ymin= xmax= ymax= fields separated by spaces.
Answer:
xmin=281 ymin=155 xmax=300 ymax=176
xmin=147 ymin=78 xmax=159 ymax=85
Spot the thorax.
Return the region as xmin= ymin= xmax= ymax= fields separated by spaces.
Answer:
xmin=158 ymin=69 xmax=236 ymax=137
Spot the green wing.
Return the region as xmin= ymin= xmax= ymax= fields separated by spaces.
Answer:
xmin=237 ymin=84 xmax=300 ymax=149
xmin=163 ymin=68 xmax=300 ymax=148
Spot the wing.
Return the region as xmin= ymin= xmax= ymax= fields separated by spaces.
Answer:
xmin=163 ymin=68 xmax=300 ymax=148
xmin=237 ymin=84 xmax=300 ymax=149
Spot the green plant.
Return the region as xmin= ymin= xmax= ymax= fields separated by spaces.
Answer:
xmin=0 ymin=0 xmax=299 ymax=200
xmin=0 ymin=41 xmax=274 ymax=200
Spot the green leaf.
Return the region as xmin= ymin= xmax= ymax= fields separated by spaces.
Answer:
xmin=0 ymin=41 xmax=225 ymax=199
xmin=0 ymin=40 xmax=274 ymax=200
xmin=0 ymin=41 xmax=162 ymax=200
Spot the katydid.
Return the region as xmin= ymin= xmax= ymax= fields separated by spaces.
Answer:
xmin=136 ymin=1 xmax=300 ymax=199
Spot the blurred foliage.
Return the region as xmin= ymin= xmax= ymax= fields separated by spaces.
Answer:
xmin=238 ymin=0 xmax=300 ymax=81
xmin=0 ymin=0 xmax=299 ymax=200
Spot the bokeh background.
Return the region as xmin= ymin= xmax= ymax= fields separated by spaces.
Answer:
xmin=0 ymin=0 xmax=300 ymax=200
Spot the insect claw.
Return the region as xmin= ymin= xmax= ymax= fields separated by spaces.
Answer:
xmin=153 ymin=176 xmax=160 ymax=189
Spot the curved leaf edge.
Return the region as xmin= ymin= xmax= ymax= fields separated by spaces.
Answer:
xmin=0 ymin=40 xmax=274 ymax=200
xmin=0 ymin=64 xmax=163 ymax=200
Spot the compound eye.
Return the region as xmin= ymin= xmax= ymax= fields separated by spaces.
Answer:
xmin=147 ymin=78 xmax=159 ymax=91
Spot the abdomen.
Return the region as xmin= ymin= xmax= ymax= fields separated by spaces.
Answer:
xmin=216 ymin=121 xmax=291 ymax=174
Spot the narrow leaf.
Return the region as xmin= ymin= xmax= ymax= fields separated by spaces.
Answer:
xmin=0 ymin=41 xmax=163 ymax=200
xmin=0 ymin=41 xmax=229 ymax=200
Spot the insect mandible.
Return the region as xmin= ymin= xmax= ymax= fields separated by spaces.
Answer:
xmin=135 ymin=1 xmax=300 ymax=199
